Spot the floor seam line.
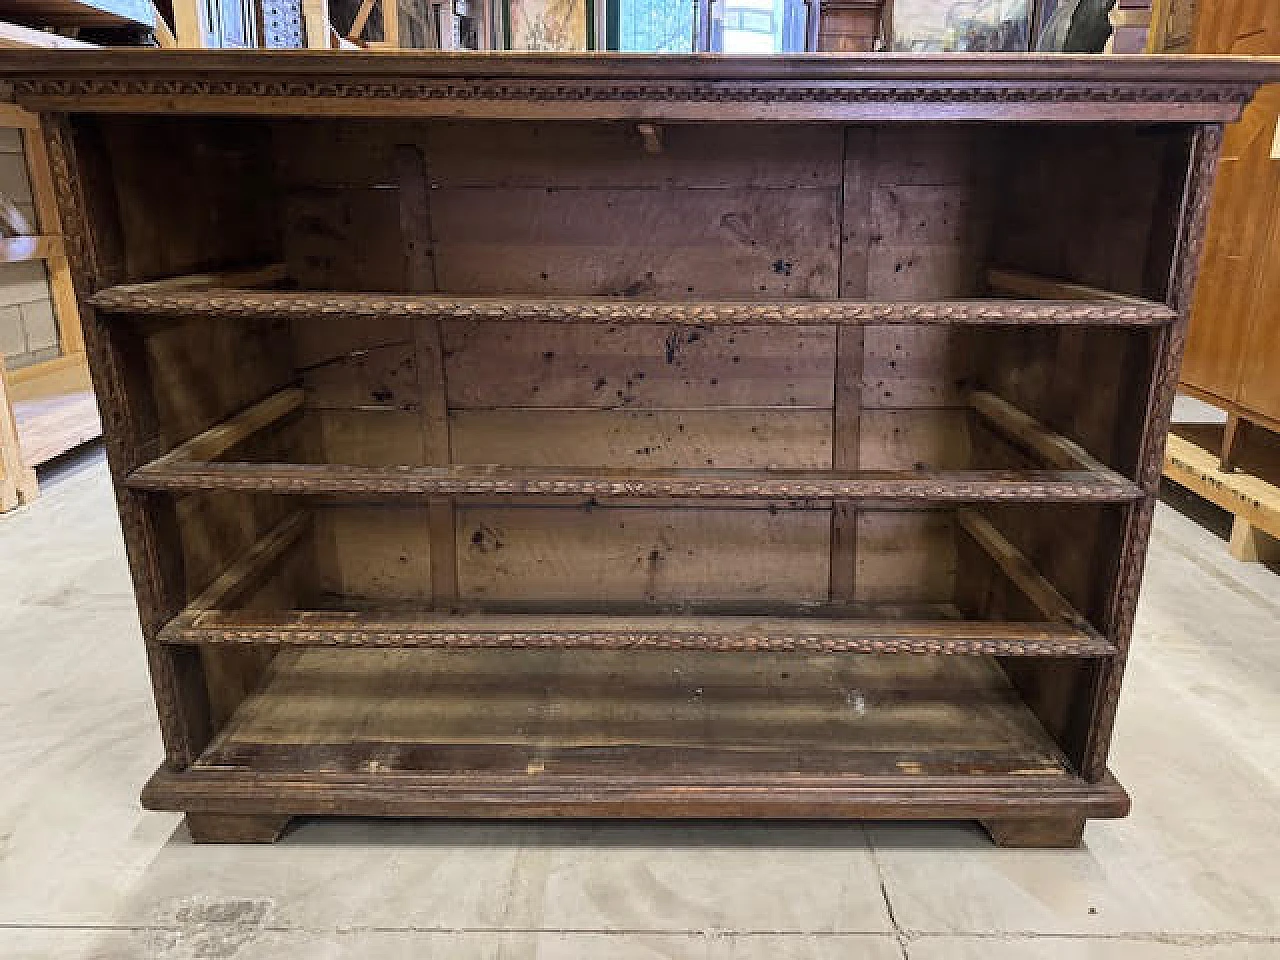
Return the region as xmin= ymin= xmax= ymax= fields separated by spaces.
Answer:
xmin=862 ymin=822 xmax=911 ymax=960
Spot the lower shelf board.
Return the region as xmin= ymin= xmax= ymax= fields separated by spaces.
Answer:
xmin=143 ymin=650 xmax=1129 ymax=823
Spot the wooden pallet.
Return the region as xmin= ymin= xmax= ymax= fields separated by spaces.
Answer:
xmin=1163 ymin=419 xmax=1280 ymax=562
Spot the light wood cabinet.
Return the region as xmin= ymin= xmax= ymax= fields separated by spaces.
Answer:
xmin=1179 ymin=2 xmax=1280 ymax=449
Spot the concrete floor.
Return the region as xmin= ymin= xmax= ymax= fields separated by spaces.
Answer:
xmin=2 ymin=445 xmax=1279 ymax=959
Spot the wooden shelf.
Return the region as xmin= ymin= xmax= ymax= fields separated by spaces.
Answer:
xmin=88 ymin=286 xmax=1177 ymax=327
xmin=139 ymin=647 xmax=1129 ymax=821
xmin=124 ymin=386 xmax=1141 ymax=504
xmin=161 ymin=609 xmax=1116 ymax=657
xmin=157 ymin=507 xmax=1113 ymax=658
xmin=128 ymin=462 xmax=1140 ymax=502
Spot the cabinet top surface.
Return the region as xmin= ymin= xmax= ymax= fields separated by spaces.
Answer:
xmin=3 ymin=52 xmax=1277 ymax=122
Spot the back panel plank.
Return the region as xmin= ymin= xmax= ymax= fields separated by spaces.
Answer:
xmin=270 ymin=120 xmax=844 ymax=190
xmin=432 ymin=188 xmax=840 ymax=298
xmin=312 ymin=506 xmax=433 ymax=606
xmin=451 ymin=409 xmax=833 ymax=469
xmin=456 ymin=506 xmax=831 ymax=604
xmin=442 ymin=322 xmax=836 ymax=409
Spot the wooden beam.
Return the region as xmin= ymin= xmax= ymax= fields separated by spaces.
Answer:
xmin=0 ymin=355 xmax=39 ymax=511
xmin=142 ymin=763 xmax=1131 ymax=821
xmin=180 ymin=512 xmax=311 ymax=618
xmin=395 ymin=144 xmax=455 ymax=606
xmin=1164 ymin=430 xmax=1280 ymax=547
xmin=829 ymin=326 xmax=862 ymax=602
xmin=957 ymin=509 xmax=1096 ymax=634
xmin=0 ymin=104 xmax=41 ymax=130
xmin=153 ymin=9 xmax=178 ymax=47
xmin=969 ymin=389 xmax=1124 ymax=480
xmin=1220 ymin=413 xmax=1249 ymax=472
xmin=5 ymin=352 xmax=86 ymax=387
xmin=100 ymin=262 xmax=288 ymax=296
xmin=0 ymin=235 xmax=59 ymax=263
xmin=171 ymin=0 xmax=205 ymax=45
xmin=22 ymin=119 xmax=85 ymax=357
xmin=382 ymin=0 xmax=399 ymax=46
xmin=347 ymin=0 xmax=377 ymax=39
xmin=303 ymin=0 xmax=332 ymax=47
xmin=144 ymin=387 xmax=304 ymax=468
xmin=985 ymin=267 xmax=1152 ymax=305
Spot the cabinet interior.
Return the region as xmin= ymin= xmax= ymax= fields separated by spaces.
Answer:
xmin=78 ymin=114 xmax=1187 ymax=788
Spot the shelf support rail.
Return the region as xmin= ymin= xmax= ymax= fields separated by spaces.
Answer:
xmin=156 ymin=509 xmax=1114 ymax=657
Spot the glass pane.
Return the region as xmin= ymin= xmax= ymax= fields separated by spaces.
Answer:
xmin=890 ymin=0 xmax=1033 ymax=52
xmin=713 ymin=0 xmax=809 ymax=52
xmin=616 ymin=0 xmax=696 ymax=51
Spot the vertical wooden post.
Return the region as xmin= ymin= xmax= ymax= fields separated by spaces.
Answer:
xmin=1219 ymin=413 xmax=1249 ymax=471
xmin=830 ymin=127 xmax=872 ymax=603
xmin=303 ymin=0 xmax=332 ymax=47
xmin=395 ymin=145 xmax=457 ymax=605
xmin=384 ymin=0 xmax=401 ymax=45
xmin=171 ymin=0 xmax=207 ymax=45
xmin=830 ymin=329 xmax=862 ymax=603
xmin=20 ymin=107 xmax=85 ymax=360
xmin=0 ymin=355 xmax=38 ymax=511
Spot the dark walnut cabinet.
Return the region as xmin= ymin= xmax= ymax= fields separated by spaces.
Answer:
xmin=3 ymin=53 xmax=1275 ymax=846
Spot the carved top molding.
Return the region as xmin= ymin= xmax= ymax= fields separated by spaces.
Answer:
xmin=2 ymin=52 xmax=1277 ymax=121
xmin=88 ymin=288 xmax=1177 ymax=326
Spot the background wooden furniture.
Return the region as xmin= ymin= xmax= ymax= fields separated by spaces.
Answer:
xmin=4 ymin=52 xmax=1273 ymax=845
xmin=1164 ymin=420 xmax=1280 ymax=563
xmin=0 ymin=102 xmax=98 ymax=511
xmin=1176 ymin=2 xmax=1280 ymax=462
xmin=816 ymin=0 xmax=884 ymax=51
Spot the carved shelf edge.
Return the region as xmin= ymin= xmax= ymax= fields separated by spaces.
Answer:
xmin=126 ymin=461 xmax=1142 ymax=502
xmin=158 ymin=507 xmax=1114 ymax=658
xmin=158 ymin=609 xmax=1116 ymax=657
xmin=88 ymin=288 xmax=1177 ymax=326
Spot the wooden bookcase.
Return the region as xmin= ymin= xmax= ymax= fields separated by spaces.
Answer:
xmin=2 ymin=52 xmax=1275 ymax=846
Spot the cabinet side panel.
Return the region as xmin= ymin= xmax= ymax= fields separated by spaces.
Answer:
xmin=991 ymin=125 xmax=1178 ymax=297
xmin=99 ymin=116 xmax=282 ymax=282
xmin=1083 ymin=123 xmax=1227 ymax=780
xmin=47 ymin=115 xmax=209 ymax=766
